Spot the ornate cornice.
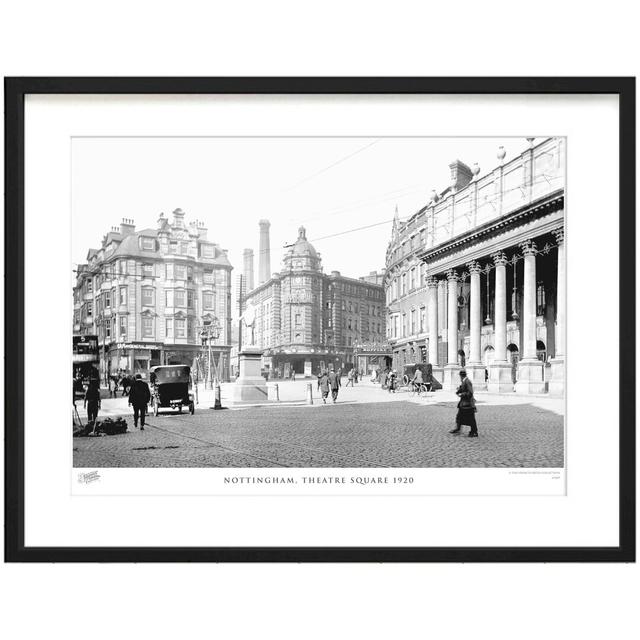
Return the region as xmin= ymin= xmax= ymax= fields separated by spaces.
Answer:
xmin=418 ymin=191 xmax=563 ymax=264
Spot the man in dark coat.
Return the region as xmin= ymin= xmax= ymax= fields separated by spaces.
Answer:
xmin=128 ymin=373 xmax=151 ymax=430
xmin=450 ymin=369 xmax=478 ymax=437
xmin=84 ymin=379 xmax=101 ymax=424
xmin=328 ymin=369 xmax=340 ymax=403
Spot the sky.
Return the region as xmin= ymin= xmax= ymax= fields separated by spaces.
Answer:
xmin=72 ymin=136 xmax=532 ymax=316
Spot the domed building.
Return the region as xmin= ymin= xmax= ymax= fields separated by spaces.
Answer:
xmin=241 ymin=222 xmax=388 ymax=379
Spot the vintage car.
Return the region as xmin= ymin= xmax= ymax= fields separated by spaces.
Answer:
xmin=148 ymin=365 xmax=195 ymax=416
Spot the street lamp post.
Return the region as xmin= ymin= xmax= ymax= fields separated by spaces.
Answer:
xmin=199 ymin=317 xmax=221 ymax=390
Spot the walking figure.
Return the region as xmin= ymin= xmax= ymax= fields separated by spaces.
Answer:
xmin=84 ymin=379 xmax=101 ymax=424
xmin=450 ymin=369 xmax=479 ymax=437
xmin=318 ymin=369 xmax=330 ymax=404
xmin=346 ymin=368 xmax=354 ymax=387
xmin=387 ymin=370 xmax=397 ymax=393
xmin=328 ymin=369 xmax=340 ymax=403
xmin=128 ymin=373 xmax=151 ymax=430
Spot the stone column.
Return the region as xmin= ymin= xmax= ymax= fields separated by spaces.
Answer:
xmin=515 ymin=240 xmax=545 ymax=393
xmin=426 ymin=277 xmax=442 ymax=384
xmin=488 ymin=251 xmax=513 ymax=392
xmin=447 ymin=271 xmax=459 ymax=364
xmin=427 ymin=278 xmax=439 ymax=364
xmin=549 ymin=228 xmax=565 ymax=395
xmin=437 ymin=279 xmax=447 ymax=344
xmin=443 ymin=270 xmax=460 ymax=390
xmin=466 ymin=261 xmax=486 ymax=390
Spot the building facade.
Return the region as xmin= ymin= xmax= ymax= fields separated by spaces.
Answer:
xmin=242 ymin=225 xmax=388 ymax=378
xmin=384 ymin=137 xmax=565 ymax=394
xmin=73 ymin=209 xmax=233 ymax=381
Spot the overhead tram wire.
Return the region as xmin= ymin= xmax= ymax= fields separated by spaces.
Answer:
xmin=283 ymin=139 xmax=381 ymax=192
xmin=306 ymin=175 xmax=562 ymax=245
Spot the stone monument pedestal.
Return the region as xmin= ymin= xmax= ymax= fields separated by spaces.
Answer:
xmin=487 ymin=361 xmax=514 ymax=393
xmin=230 ymin=347 xmax=269 ymax=404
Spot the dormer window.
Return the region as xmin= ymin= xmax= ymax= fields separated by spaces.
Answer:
xmin=201 ymin=244 xmax=214 ymax=259
xmin=140 ymin=236 xmax=155 ymax=251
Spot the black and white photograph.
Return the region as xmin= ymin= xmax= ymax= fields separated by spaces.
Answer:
xmin=71 ymin=135 xmax=566 ymax=472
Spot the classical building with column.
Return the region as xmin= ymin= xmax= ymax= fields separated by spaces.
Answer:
xmin=73 ymin=209 xmax=234 ymax=381
xmin=384 ymin=137 xmax=565 ymax=394
xmin=242 ymin=222 xmax=387 ymax=378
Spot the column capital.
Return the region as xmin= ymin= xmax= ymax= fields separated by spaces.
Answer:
xmin=491 ymin=251 xmax=508 ymax=266
xmin=437 ymin=278 xmax=448 ymax=289
xmin=426 ymin=276 xmax=439 ymax=288
xmin=445 ymin=269 xmax=459 ymax=282
xmin=519 ymin=239 xmax=537 ymax=256
xmin=466 ymin=260 xmax=482 ymax=274
xmin=552 ymin=228 xmax=565 ymax=245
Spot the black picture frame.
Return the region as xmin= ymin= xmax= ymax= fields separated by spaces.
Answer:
xmin=4 ymin=77 xmax=635 ymax=563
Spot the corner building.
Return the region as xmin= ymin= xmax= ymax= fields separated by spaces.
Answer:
xmin=73 ymin=209 xmax=233 ymax=381
xmin=243 ymin=226 xmax=387 ymax=378
xmin=384 ymin=137 xmax=565 ymax=394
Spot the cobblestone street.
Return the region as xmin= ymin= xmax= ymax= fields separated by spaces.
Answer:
xmin=74 ymin=385 xmax=564 ymax=468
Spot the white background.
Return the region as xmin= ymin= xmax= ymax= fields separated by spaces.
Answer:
xmin=1 ymin=2 xmax=638 ymax=639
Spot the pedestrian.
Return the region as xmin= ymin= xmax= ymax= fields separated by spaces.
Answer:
xmin=128 ymin=373 xmax=151 ymax=430
xmin=292 ymin=370 xmax=296 ymax=382
xmin=354 ymin=369 xmax=359 ymax=384
xmin=327 ymin=368 xmax=340 ymax=403
xmin=318 ymin=369 xmax=330 ymax=404
xmin=450 ymin=368 xmax=479 ymax=437
xmin=84 ymin=379 xmax=101 ymax=424
xmin=346 ymin=368 xmax=354 ymax=387
xmin=387 ymin=370 xmax=397 ymax=393
xmin=380 ymin=368 xmax=388 ymax=389
xmin=108 ymin=375 xmax=117 ymax=398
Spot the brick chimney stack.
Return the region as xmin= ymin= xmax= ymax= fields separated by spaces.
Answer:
xmin=258 ymin=219 xmax=271 ymax=285
xmin=448 ymin=160 xmax=474 ymax=192
xmin=243 ymin=248 xmax=255 ymax=292
xmin=120 ymin=218 xmax=136 ymax=237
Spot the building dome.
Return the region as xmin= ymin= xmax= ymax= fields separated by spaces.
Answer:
xmin=283 ymin=226 xmax=321 ymax=272
xmin=290 ymin=226 xmax=318 ymax=259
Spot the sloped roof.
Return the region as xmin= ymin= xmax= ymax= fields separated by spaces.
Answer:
xmin=110 ymin=229 xmax=158 ymax=259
